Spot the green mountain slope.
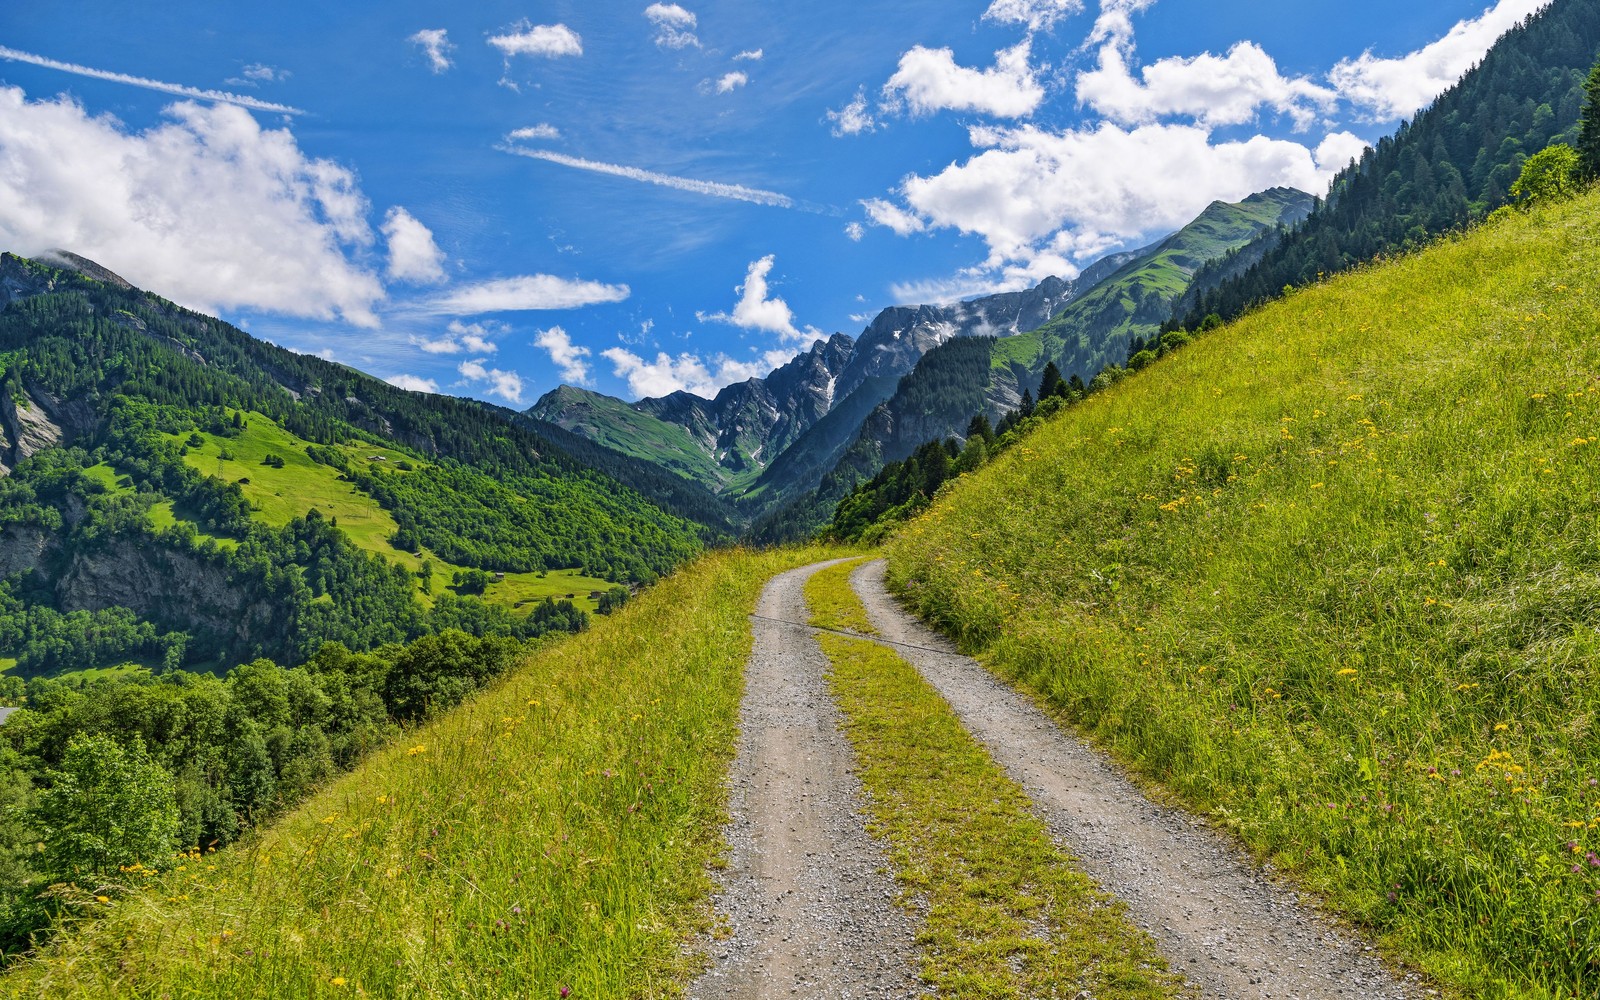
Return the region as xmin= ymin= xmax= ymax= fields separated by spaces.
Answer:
xmin=752 ymin=188 xmax=1312 ymax=543
xmin=0 ymin=252 xmax=704 ymax=672
xmin=999 ymin=187 xmax=1313 ymax=388
xmin=523 ymin=384 xmax=727 ymax=489
xmin=886 ymin=188 xmax=1600 ymax=998
xmin=1180 ymin=0 xmax=1600 ymax=326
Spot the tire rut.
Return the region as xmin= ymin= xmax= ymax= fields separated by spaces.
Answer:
xmin=850 ymin=559 xmax=1428 ymax=1000
xmin=689 ymin=560 xmax=925 ymax=1000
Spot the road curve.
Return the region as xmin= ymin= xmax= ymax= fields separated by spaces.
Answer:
xmin=850 ymin=559 xmax=1426 ymax=1000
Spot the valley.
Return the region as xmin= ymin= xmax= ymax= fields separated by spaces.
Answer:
xmin=2 ymin=0 xmax=1600 ymax=997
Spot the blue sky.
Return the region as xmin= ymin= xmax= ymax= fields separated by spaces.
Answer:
xmin=0 ymin=0 xmax=1547 ymax=404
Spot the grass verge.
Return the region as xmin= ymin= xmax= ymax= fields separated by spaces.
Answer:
xmin=804 ymin=564 xmax=1187 ymax=999
xmin=0 ymin=546 xmax=830 ymax=999
xmin=886 ymin=191 xmax=1600 ymax=998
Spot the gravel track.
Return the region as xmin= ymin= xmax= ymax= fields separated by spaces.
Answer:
xmin=688 ymin=560 xmax=925 ymax=1000
xmin=850 ymin=559 xmax=1429 ymax=1000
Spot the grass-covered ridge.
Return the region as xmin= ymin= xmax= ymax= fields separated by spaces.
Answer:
xmin=1 ymin=546 xmax=830 ymax=998
xmin=887 ymin=189 xmax=1600 ymax=999
xmin=803 ymin=562 xmax=1185 ymax=998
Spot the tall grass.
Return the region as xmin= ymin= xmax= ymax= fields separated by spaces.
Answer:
xmin=887 ymin=191 xmax=1600 ymax=998
xmin=1 ymin=546 xmax=830 ymax=998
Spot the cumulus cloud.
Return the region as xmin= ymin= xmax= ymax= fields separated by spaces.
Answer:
xmin=1078 ymin=41 xmax=1337 ymax=130
xmin=420 ymin=274 xmax=630 ymax=315
xmin=862 ymin=197 xmax=927 ymax=235
xmin=409 ymin=29 xmax=455 ymax=73
xmin=602 ymin=346 xmax=791 ymax=399
xmin=0 ymin=88 xmax=383 ymax=325
xmin=875 ymin=120 xmax=1355 ymax=290
xmin=827 ymin=88 xmax=877 ymax=136
xmin=644 ymin=4 xmax=700 ymax=49
xmin=734 ymin=49 xmax=764 ymax=61
xmin=1329 ymin=0 xmax=1547 ymax=119
xmin=535 ymin=326 xmax=593 ymax=384
xmin=503 ymin=146 xmax=796 ymax=208
xmin=227 ymin=63 xmax=291 ymax=87
xmin=411 ymin=320 xmax=502 ymax=355
xmin=697 ymin=255 xmax=820 ymax=345
xmin=715 ymin=71 xmax=748 ymax=94
xmin=488 ymin=21 xmax=583 ymax=59
xmin=508 ymin=124 xmax=561 ymax=141
xmin=884 ymin=39 xmax=1044 ymax=119
xmin=387 ymin=374 xmax=440 ymax=393
xmin=844 ymin=222 xmax=865 ymax=242
xmin=983 ymin=0 xmax=1083 ymax=32
xmin=381 ymin=207 xmax=447 ymax=284
xmin=458 ymin=359 xmax=525 ymax=403
xmin=0 ymin=45 xmax=303 ymax=116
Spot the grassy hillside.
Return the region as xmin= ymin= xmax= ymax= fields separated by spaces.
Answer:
xmin=0 ymin=545 xmax=832 ymax=998
xmin=526 ymin=385 xmax=726 ymax=490
xmin=886 ymin=188 xmax=1600 ymax=998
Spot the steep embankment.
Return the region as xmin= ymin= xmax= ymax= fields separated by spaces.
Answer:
xmin=887 ymin=190 xmax=1600 ymax=998
xmin=0 ymin=546 xmax=831 ymax=998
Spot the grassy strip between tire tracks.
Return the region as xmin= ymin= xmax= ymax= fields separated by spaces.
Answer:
xmin=804 ymin=561 xmax=1189 ymax=999
xmin=1 ymin=546 xmax=834 ymax=999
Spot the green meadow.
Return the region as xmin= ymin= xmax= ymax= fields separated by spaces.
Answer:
xmin=0 ymin=546 xmax=833 ymax=998
xmin=887 ymin=189 xmax=1600 ymax=998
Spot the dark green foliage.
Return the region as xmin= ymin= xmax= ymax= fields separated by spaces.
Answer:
xmin=0 ymin=624 xmax=542 ymax=956
xmin=1577 ymin=58 xmax=1600 ymax=178
xmin=1181 ymin=0 xmax=1600 ymax=326
xmin=1037 ymin=361 xmax=1065 ymax=401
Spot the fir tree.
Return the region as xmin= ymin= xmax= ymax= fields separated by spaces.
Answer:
xmin=1580 ymin=58 xmax=1600 ymax=180
xmin=1038 ymin=361 xmax=1065 ymax=400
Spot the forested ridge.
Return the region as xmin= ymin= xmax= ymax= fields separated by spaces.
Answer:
xmin=1179 ymin=0 xmax=1600 ymax=327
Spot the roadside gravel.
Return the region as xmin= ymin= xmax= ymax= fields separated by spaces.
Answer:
xmin=688 ymin=560 xmax=925 ymax=999
xmin=851 ymin=559 xmax=1428 ymax=1000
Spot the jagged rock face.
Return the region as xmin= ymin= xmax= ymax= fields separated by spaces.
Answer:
xmin=57 ymin=541 xmax=278 ymax=645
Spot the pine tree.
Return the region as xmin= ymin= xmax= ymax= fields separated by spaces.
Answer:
xmin=1580 ymin=58 xmax=1600 ymax=181
xmin=1038 ymin=361 xmax=1065 ymax=400
xmin=1020 ymin=388 xmax=1035 ymax=418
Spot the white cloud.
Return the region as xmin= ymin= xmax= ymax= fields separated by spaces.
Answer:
xmin=387 ymin=374 xmax=440 ymax=393
xmin=1089 ymin=0 xmax=1158 ymax=52
xmin=411 ymin=320 xmax=503 ymax=355
xmin=1078 ymin=41 xmax=1337 ymax=130
xmin=827 ymin=88 xmax=877 ymax=136
xmin=697 ymin=255 xmax=820 ymax=345
xmin=231 ymin=63 xmax=290 ymax=86
xmin=1329 ymin=0 xmax=1548 ymax=119
xmin=862 ymin=197 xmax=927 ymax=235
xmin=409 ymin=29 xmax=454 ymax=73
xmin=983 ymin=0 xmax=1083 ymax=32
xmin=535 ymin=326 xmax=593 ymax=384
xmin=734 ymin=49 xmax=764 ymax=61
xmin=488 ymin=22 xmax=583 ymax=59
xmin=502 ymin=146 xmax=795 ymax=208
xmin=508 ymin=124 xmax=561 ymax=141
xmin=645 ymin=4 xmax=700 ymax=49
xmin=0 ymin=88 xmax=383 ymax=325
xmin=884 ymin=39 xmax=1044 ymax=119
xmin=420 ymin=274 xmax=630 ymax=315
xmin=716 ymin=71 xmax=748 ymax=94
xmin=381 ymin=207 xmax=447 ymax=284
xmin=0 ymin=45 xmax=303 ymax=115
xmin=877 ymin=120 xmax=1352 ymax=286
xmin=458 ymin=359 xmax=525 ymax=404
xmin=844 ymin=221 xmax=865 ymax=242
xmin=602 ymin=346 xmax=793 ymax=399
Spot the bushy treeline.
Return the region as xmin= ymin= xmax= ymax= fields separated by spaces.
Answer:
xmin=0 ymin=624 xmax=552 ymax=959
xmin=1178 ymin=0 xmax=1600 ymax=328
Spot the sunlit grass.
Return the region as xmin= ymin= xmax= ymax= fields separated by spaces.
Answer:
xmin=1 ymin=546 xmax=833 ymax=998
xmin=805 ymin=564 xmax=1187 ymax=999
xmin=886 ymin=190 xmax=1600 ymax=998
